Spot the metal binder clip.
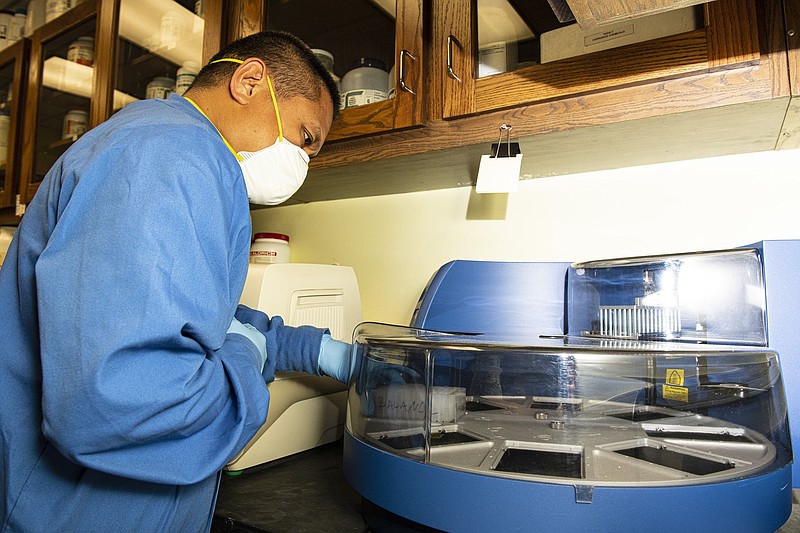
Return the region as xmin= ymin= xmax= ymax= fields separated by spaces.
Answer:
xmin=491 ymin=124 xmax=521 ymax=158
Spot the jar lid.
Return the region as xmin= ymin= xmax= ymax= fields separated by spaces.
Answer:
xmin=351 ymin=57 xmax=386 ymax=71
xmin=253 ymin=232 xmax=289 ymax=242
xmin=67 ymin=108 xmax=88 ymax=114
xmin=311 ymin=49 xmax=334 ymax=63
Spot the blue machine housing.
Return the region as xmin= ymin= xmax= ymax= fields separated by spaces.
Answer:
xmin=344 ymin=246 xmax=797 ymax=532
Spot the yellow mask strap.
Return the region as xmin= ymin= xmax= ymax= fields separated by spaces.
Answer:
xmin=210 ymin=57 xmax=284 ymax=142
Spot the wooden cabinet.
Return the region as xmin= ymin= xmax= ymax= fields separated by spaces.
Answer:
xmin=256 ymin=0 xmax=424 ymax=142
xmin=438 ymin=0 xmax=758 ymax=119
xmin=0 ymin=39 xmax=29 ymax=212
xmin=0 ymin=0 xmax=793 ymax=218
xmin=288 ymin=0 xmax=791 ymax=203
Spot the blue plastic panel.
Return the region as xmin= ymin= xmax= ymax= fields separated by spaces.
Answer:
xmin=411 ymin=260 xmax=569 ymax=338
xmin=345 ymin=431 xmax=792 ymax=533
xmin=753 ymin=240 xmax=800 ymax=488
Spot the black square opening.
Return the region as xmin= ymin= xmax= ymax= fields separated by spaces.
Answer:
xmin=614 ymin=446 xmax=734 ymax=475
xmin=494 ymin=448 xmax=583 ymax=479
xmin=608 ymin=411 xmax=676 ymax=422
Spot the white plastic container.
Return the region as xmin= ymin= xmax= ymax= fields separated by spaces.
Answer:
xmin=250 ymin=233 xmax=290 ymax=264
xmin=45 ymin=0 xmax=71 ymax=23
xmin=311 ymin=48 xmax=341 ymax=92
xmin=160 ymin=11 xmax=182 ymax=50
xmin=175 ymin=61 xmax=199 ymax=95
xmin=387 ymin=63 xmax=395 ymax=99
xmin=0 ymin=110 xmax=9 ymax=166
xmin=0 ymin=11 xmax=12 ymax=50
xmin=8 ymin=10 xmax=26 ymax=44
xmin=62 ymin=108 xmax=87 ymax=139
xmin=67 ymin=36 xmax=94 ymax=66
xmin=146 ymin=76 xmax=174 ymax=99
xmin=340 ymin=58 xmax=388 ymax=109
xmin=24 ymin=0 xmax=45 ymax=37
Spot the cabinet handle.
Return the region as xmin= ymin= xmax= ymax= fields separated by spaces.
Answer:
xmin=399 ymin=49 xmax=416 ymax=95
xmin=446 ymin=34 xmax=462 ymax=83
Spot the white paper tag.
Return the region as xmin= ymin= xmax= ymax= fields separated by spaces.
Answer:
xmin=475 ymin=154 xmax=522 ymax=193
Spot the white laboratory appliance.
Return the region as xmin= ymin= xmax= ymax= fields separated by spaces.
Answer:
xmin=225 ymin=263 xmax=362 ymax=472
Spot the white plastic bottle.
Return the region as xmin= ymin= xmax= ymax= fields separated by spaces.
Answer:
xmin=146 ymin=77 xmax=174 ymax=99
xmin=175 ymin=61 xmax=199 ymax=95
xmin=340 ymin=58 xmax=388 ymax=109
xmin=250 ymin=233 xmax=290 ymax=264
xmin=0 ymin=11 xmax=12 ymax=50
xmin=159 ymin=11 xmax=182 ymax=50
xmin=311 ymin=49 xmax=341 ymax=92
xmin=0 ymin=109 xmax=10 ymax=166
xmin=62 ymin=108 xmax=88 ymax=140
xmin=24 ymin=0 xmax=45 ymax=37
xmin=67 ymin=36 xmax=94 ymax=66
xmin=8 ymin=10 xmax=26 ymax=44
xmin=45 ymin=0 xmax=71 ymax=23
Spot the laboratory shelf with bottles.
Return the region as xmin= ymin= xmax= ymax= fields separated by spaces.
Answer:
xmin=2 ymin=0 xmax=222 ymax=212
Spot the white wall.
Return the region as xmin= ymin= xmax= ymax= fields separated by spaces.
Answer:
xmin=251 ymin=148 xmax=800 ymax=325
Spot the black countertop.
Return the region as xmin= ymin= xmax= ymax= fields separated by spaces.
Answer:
xmin=211 ymin=441 xmax=366 ymax=533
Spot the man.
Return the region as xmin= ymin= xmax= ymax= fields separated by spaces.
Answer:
xmin=0 ymin=31 xmax=353 ymax=532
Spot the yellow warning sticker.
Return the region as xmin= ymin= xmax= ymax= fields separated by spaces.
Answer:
xmin=663 ymin=384 xmax=689 ymax=402
xmin=666 ymin=368 xmax=685 ymax=386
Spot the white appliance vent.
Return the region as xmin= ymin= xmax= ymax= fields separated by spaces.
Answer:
xmin=291 ymin=290 xmax=347 ymax=340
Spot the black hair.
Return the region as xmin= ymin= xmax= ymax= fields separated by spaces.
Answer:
xmin=192 ymin=31 xmax=340 ymax=119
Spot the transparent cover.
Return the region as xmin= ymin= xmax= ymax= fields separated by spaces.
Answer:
xmin=567 ymin=248 xmax=767 ymax=345
xmin=347 ymin=323 xmax=791 ymax=487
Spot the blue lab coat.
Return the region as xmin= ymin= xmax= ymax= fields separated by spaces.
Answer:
xmin=0 ymin=95 xmax=326 ymax=532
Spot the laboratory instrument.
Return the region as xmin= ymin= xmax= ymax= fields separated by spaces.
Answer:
xmin=225 ymin=263 xmax=362 ymax=471
xmin=343 ymin=242 xmax=797 ymax=532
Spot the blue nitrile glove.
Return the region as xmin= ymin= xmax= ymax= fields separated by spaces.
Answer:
xmin=317 ymin=334 xmax=356 ymax=384
xmin=227 ymin=318 xmax=268 ymax=373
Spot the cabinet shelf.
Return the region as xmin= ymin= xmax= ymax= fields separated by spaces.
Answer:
xmin=42 ymin=57 xmax=138 ymax=109
xmin=119 ymin=0 xmax=204 ymax=67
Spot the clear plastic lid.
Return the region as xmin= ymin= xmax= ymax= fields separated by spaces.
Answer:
xmin=567 ymin=248 xmax=767 ymax=345
xmin=347 ymin=323 xmax=791 ymax=487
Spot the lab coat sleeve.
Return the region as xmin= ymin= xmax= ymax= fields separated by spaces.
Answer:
xmin=234 ymin=304 xmax=327 ymax=382
xmin=33 ymin=123 xmax=288 ymax=485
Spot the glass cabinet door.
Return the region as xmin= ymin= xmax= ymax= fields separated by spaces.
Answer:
xmin=439 ymin=0 xmax=760 ymax=119
xmin=20 ymin=9 xmax=97 ymax=203
xmin=115 ymin=0 xmax=208 ymax=112
xmin=0 ymin=39 xmax=27 ymax=210
xmin=265 ymin=0 xmax=423 ymax=141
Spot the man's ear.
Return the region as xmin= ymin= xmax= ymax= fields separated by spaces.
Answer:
xmin=229 ymin=58 xmax=269 ymax=105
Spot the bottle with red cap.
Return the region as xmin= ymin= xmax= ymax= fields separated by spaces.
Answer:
xmin=250 ymin=233 xmax=290 ymax=264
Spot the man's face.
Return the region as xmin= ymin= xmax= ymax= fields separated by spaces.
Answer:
xmin=273 ymin=92 xmax=334 ymax=158
xmin=243 ymin=81 xmax=334 ymax=158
